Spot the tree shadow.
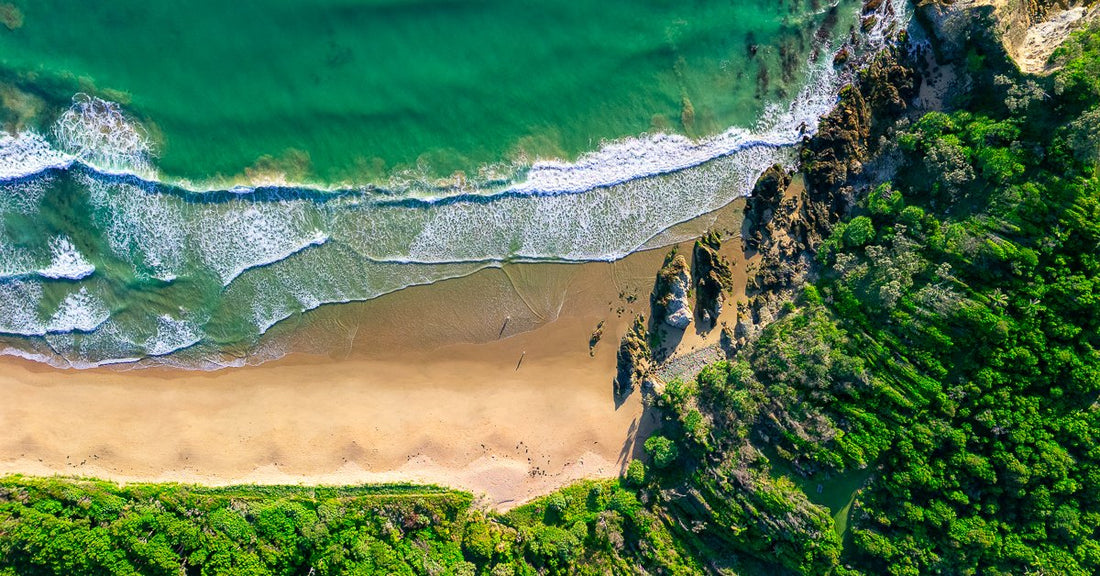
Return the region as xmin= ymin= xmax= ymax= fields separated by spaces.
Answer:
xmin=615 ymin=399 xmax=663 ymax=474
xmin=616 ymin=417 xmax=638 ymax=471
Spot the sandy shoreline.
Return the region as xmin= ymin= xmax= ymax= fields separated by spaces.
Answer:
xmin=0 ymin=199 xmax=749 ymax=509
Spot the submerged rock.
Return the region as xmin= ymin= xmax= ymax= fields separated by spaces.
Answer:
xmin=652 ymin=254 xmax=693 ymax=330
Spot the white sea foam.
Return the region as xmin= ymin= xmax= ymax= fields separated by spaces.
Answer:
xmin=144 ymin=314 xmax=202 ymax=357
xmin=39 ymin=236 xmax=96 ymax=280
xmin=42 ymin=319 xmax=143 ymax=367
xmin=46 ymin=287 xmax=110 ymax=333
xmin=55 ymin=93 xmax=155 ymax=176
xmin=0 ymin=173 xmax=51 ymax=214
xmin=0 ymin=345 xmax=76 ymax=369
xmin=0 ymin=132 xmax=73 ymax=181
xmin=195 ymin=204 xmax=330 ymax=286
xmin=0 ymin=236 xmax=95 ymax=281
xmin=0 ymin=280 xmax=45 ymax=336
xmin=82 ymin=173 xmax=187 ymax=280
xmin=0 ymin=239 xmax=37 ymax=280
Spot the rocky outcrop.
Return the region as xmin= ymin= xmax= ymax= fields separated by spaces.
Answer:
xmin=734 ymin=45 xmax=918 ymax=350
xmin=739 ymin=167 xmax=812 ymax=348
xmin=801 ymin=85 xmax=871 ymax=204
xmin=615 ymin=316 xmax=652 ymax=397
xmin=693 ymin=232 xmax=733 ymax=328
xmin=1014 ymin=4 xmax=1100 ymax=73
xmin=652 ymin=255 xmax=693 ymax=330
xmin=802 ymin=48 xmax=916 ymax=231
xmin=589 ymin=320 xmax=605 ymax=357
xmin=744 ymin=165 xmax=791 ymax=253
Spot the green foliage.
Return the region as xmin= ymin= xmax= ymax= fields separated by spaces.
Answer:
xmin=1053 ymin=20 xmax=1100 ymax=105
xmin=843 ymin=215 xmax=876 ymax=247
xmin=629 ymin=39 xmax=1100 ymax=576
xmin=776 ymin=82 xmax=1100 ymax=573
xmin=0 ymin=477 xmax=702 ymax=576
xmin=503 ymin=480 xmax=698 ymax=574
xmin=643 ymin=436 xmax=678 ymax=469
xmin=0 ymin=479 xmax=473 ymax=575
xmin=867 ymin=182 xmax=903 ymax=216
xmin=546 ymin=493 xmax=568 ymax=516
xmin=625 ymin=460 xmax=646 ymax=486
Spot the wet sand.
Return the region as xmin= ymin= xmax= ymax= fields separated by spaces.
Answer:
xmin=0 ymin=199 xmax=748 ymax=509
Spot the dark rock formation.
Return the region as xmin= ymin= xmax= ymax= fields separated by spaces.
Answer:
xmin=743 ymin=164 xmax=792 ymax=253
xmin=693 ymin=232 xmax=733 ymax=328
xmin=801 ymin=85 xmax=871 ymax=201
xmin=615 ymin=316 xmax=651 ymax=397
xmin=589 ymin=320 xmax=604 ymax=357
xmin=802 ymin=47 xmax=917 ymax=229
xmin=651 ymin=254 xmax=692 ymax=330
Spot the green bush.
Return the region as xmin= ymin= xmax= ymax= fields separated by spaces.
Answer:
xmin=545 ymin=493 xmax=568 ymax=519
xmin=608 ymin=489 xmax=641 ymax=517
xmin=644 ymin=435 xmax=679 ymax=469
xmin=843 ymin=215 xmax=876 ymax=247
xmin=625 ymin=460 xmax=646 ymax=486
xmin=463 ymin=519 xmax=495 ymax=561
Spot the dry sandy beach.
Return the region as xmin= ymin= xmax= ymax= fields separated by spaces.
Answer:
xmin=0 ymin=200 xmax=749 ymax=509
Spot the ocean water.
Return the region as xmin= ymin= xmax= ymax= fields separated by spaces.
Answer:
xmin=0 ymin=0 xmax=906 ymax=368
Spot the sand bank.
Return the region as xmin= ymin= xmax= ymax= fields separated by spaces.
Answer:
xmin=0 ymin=200 xmax=748 ymax=509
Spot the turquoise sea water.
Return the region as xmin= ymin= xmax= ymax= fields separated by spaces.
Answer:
xmin=6 ymin=0 xmax=849 ymax=182
xmin=0 ymin=0 xmax=902 ymax=368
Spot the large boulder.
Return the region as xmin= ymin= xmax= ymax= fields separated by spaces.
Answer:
xmin=693 ymin=232 xmax=734 ymax=328
xmin=615 ymin=316 xmax=651 ymax=397
xmin=652 ymin=255 xmax=693 ymax=330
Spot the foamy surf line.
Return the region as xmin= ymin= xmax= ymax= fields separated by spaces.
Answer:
xmin=0 ymin=56 xmax=826 ymax=201
xmin=0 ymin=128 xmax=803 ymax=204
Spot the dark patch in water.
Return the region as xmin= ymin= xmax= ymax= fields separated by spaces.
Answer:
xmin=756 ymin=64 xmax=770 ymax=100
xmin=816 ymin=6 xmax=840 ymax=45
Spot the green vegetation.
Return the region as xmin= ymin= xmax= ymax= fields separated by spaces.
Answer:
xmin=640 ymin=20 xmax=1100 ymax=574
xmin=0 ymin=479 xmax=472 ymax=575
xmin=643 ymin=436 xmax=679 ymax=470
xmin=625 ymin=460 xmax=647 ymax=487
xmin=0 ymin=477 xmax=698 ymax=576
xmin=4 ymin=15 xmax=1100 ymax=576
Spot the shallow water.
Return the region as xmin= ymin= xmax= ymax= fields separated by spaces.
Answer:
xmin=0 ymin=0 xmax=904 ymax=368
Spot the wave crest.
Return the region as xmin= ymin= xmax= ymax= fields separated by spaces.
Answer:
xmin=54 ymin=93 xmax=154 ymax=175
xmin=40 ymin=236 xmax=96 ymax=280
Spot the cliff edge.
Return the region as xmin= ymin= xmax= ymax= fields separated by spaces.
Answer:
xmin=920 ymin=0 xmax=1099 ymax=74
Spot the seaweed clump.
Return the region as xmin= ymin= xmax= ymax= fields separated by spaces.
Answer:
xmin=0 ymin=3 xmax=23 ymax=31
